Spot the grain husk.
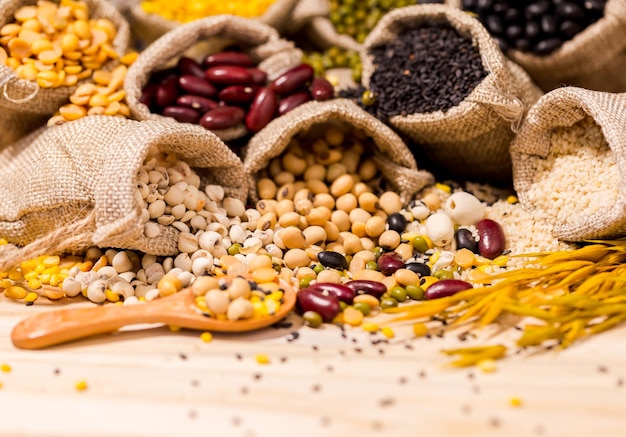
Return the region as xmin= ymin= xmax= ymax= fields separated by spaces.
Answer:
xmin=0 ymin=0 xmax=130 ymax=148
xmin=511 ymin=87 xmax=626 ymax=241
xmin=361 ymin=4 xmax=542 ymax=185
xmin=507 ymin=0 xmax=626 ymax=93
xmin=124 ymin=15 xmax=302 ymax=142
xmin=0 ymin=116 xmax=246 ymax=272
xmin=244 ymin=98 xmax=434 ymax=203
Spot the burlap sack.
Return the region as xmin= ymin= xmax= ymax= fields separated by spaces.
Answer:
xmin=126 ymin=0 xmax=300 ymax=47
xmin=506 ymin=0 xmax=626 ymax=93
xmin=0 ymin=116 xmax=247 ymax=272
xmin=125 ymin=15 xmax=302 ymax=142
xmin=0 ymin=0 xmax=130 ymax=148
xmin=359 ymin=5 xmax=543 ymax=185
xmin=511 ymin=87 xmax=626 ymax=241
xmin=243 ymin=98 xmax=434 ymax=203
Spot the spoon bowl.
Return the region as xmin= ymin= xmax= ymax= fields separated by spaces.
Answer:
xmin=11 ymin=279 xmax=296 ymax=350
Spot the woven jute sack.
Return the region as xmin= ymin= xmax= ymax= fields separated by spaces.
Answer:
xmin=243 ymin=98 xmax=434 ymax=203
xmin=506 ymin=0 xmax=626 ymax=93
xmin=127 ymin=0 xmax=300 ymax=47
xmin=511 ymin=87 xmax=626 ymax=241
xmin=0 ymin=0 xmax=130 ymax=148
xmin=125 ymin=15 xmax=302 ymax=142
xmin=0 ymin=116 xmax=247 ymax=272
xmin=361 ymin=5 xmax=542 ymax=185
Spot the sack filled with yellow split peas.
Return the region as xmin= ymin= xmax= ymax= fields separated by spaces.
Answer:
xmin=0 ymin=116 xmax=246 ymax=273
xmin=125 ymin=15 xmax=336 ymax=143
xmin=126 ymin=0 xmax=300 ymax=47
xmin=0 ymin=0 xmax=129 ymax=148
xmin=346 ymin=5 xmax=543 ymax=185
xmin=243 ymin=98 xmax=434 ymax=206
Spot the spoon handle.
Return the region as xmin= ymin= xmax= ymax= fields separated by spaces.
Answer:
xmin=10 ymin=297 xmax=171 ymax=350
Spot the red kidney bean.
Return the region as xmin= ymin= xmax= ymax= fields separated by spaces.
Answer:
xmin=176 ymin=95 xmax=218 ymax=113
xmin=205 ymin=65 xmax=253 ymax=85
xmin=178 ymin=75 xmax=217 ymax=98
xmin=309 ymin=77 xmax=334 ymax=101
xmin=424 ymin=279 xmax=472 ymax=300
xmin=199 ymin=106 xmax=245 ymax=130
xmin=377 ymin=252 xmax=404 ymax=276
xmin=202 ymin=51 xmax=254 ymax=68
xmin=162 ymin=106 xmax=201 ymax=124
xmin=154 ymin=76 xmax=178 ymax=108
xmin=344 ymin=280 xmax=387 ymax=298
xmin=139 ymin=82 xmax=158 ymax=108
xmin=271 ymin=63 xmax=314 ymax=95
xmin=247 ymin=68 xmax=267 ymax=85
xmin=176 ymin=57 xmax=205 ymax=78
xmin=278 ymin=91 xmax=311 ymax=115
xmin=245 ymin=86 xmax=277 ymax=132
xmin=308 ymin=282 xmax=355 ymax=304
xmin=219 ymin=85 xmax=258 ymax=104
xmin=476 ymin=218 xmax=506 ymax=260
xmin=296 ymin=288 xmax=341 ymax=322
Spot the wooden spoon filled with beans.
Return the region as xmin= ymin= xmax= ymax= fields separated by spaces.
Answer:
xmin=11 ymin=275 xmax=296 ymax=350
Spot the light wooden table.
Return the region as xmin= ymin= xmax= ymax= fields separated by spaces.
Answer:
xmin=1 ymin=294 xmax=625 ymax=437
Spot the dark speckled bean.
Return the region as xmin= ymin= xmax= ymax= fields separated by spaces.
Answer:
xmin=317 ymin=251 xmax=349 ymax=270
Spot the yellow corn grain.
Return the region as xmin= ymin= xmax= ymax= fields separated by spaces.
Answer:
xmin=5 ymin=285 xmax=27 ymax=299
xmin=200 ymin=332 xmax=213 ymax=343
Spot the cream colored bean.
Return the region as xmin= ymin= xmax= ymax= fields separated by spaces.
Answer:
xmin=331 ymin=210 xmax=351 ymax=232
xmin=303 ymin=164 xmax=326 ymax=181
xmin=275 ymin=199 xmax=295 ymax=216
xmin=282 ymin=152 xmax=307 ymax=175
xmin=227 ymin=297 xmax=254 ymax=321
xmin=358 ymin=192 xmax=380 ymax=213
xmin=303 ymin=226 xmax=326 ymax=246
xmin=323 ymin=221 xmax=340 ymax=241
xmin=296 ymin=267 xmax=317 ymax=280
xmin=351 ymin=182 xmax=371 ymax=198
xmin=228 ymin=277 xmax=251 ymax=300
xmin=358 ymin=159 xmax=378 ymax=181
xmin=274 ymin=172 xmax=295 ymax=187
xmin=340 ymin=232 xmax=363 ymax=254
xmin=324 ymin=126 xmax=345 ymax=146
xmin=326 ymin=162 xmax=347 ymax=182
xmin=257 ymin=178 xmax=277 ymax=199
xmin=257 ymin=212 xmax=277 ymax=231
xmin=395 ymin=243 xmax=414 ymax=261
xmin=313 ymin=192 xmax=335 ymax=209
xmin=293 ymin=188 xmax=313 ymax=204
xmin=306 ymin=206 xmax=331 ymax=226
xmin=378 ymin=230 xmax=401 ymax=250
xmin=279 ymin=227 xmax=307 ymax=249
xmin=205 ymin=289 xmax=230 ymax=314
xmin=394 ymin=269 xmax=420 ymax=287
xmin=379 ymin=191 xmax=403 ymax=215
xmin=335 ymin=193 xmax=358 ymax=212
xmin=283 ymin=248 xmax=310 ymax=269
xmin=316 ymin=268 xmax=341 ymax=284
xmin=349 ymin=208 xmax=372 ymax=224
xmin=365 ymin=215 xmax=386 ymax=238
xmin=294 ymin=198 xmax=313 ymax=216
xmin=278 ymin=211 xmax=301 ymax=228
xmin=330 ymin=174 xmax=354 ymax=197
xmin=307 ymin=179 xmax=330 ymax=195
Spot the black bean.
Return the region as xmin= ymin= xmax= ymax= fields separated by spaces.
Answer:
xmin=535 ymin=37 xmax=564 ymax=55
xmin=560 ymin=20 xmax=583 ymax=38
xmin=455 ymin=228 xmax=479 ymax=254
xmin=405 ymin=262 xmax=431 ymax=278
xmin=541 ymin=15 xmax=558 ymax=35
xmin=526 ymin=0 xmax=550 ymax=17
xmin=485 ymin=15 xmax=503 ymax=35
xmin=387 ymin=213 xmax=407 ymax=233
xmin=557 ymin=2 xmax=585 ymax=18
xmin=317 ymin=251 xmax=349 ymax=270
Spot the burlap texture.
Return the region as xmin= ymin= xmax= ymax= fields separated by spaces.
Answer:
xmin=124 ymin=15 xmax=302 ymax=142
xmin=0 ymin=116 xmax=247 ymax=272
xmin=360 ymin=5 xmax=543 ymax=185
xmin=511 ymin=87 xmax=626 ymax=241
xmin=0 ymin=0 xmax=130 ymax=148
xmin=507 ymin=0 xmax=626 ymax=93
xmin=243 ymin=98 xmax=434 ymax=203
xmin=127 ymin=0 xmax=300 ymax=47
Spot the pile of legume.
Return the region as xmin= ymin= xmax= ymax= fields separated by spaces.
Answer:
xmin=48 ymin=51 xmax=137 ymax=125
xmin=340 ymin=23 xmax=486 ymax=120
xmin=0 ymin=0 xmax=119 ymax=89
xmin=140 ymin=50 xmax=334 ymax=133
xmin=462 ymin=0 xmax=607 ymax=55
xmin=140 ymin=0 xmax=277 ymax=23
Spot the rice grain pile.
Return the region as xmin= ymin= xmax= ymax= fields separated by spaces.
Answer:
xmin=525 ymin=117 xmax=619 ymax=227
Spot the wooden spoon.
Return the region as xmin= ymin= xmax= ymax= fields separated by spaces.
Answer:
xmin=11 ymin=282 xmax=296 ymax=350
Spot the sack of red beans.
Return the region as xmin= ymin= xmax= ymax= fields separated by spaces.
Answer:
xmin=358 ymin=4 xmax=542 ymax=185
xmin=243 ymin=98 xmax=434 ymax=202
xmin=124 ymin=15 xmax=303 ymax=142
xmin=463 ymin=0 xmax=626 ymax=93
xmin=0 ymin=0 xmax=130 ymax=148
xmin=126 ymin=0 xmax=301 ymax=47
xmin=511 ymin=87 xmax=626 ymax=241
xmin=0 ymin=116 xmax=246 ymax=272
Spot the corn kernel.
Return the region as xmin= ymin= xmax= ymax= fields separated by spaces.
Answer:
xmin=200 ymin=332 xmax=213 ymax=343
xmin=105 ymin=289 xmax=120 ymax=302
xmin=255 ymin=354 xmax=270 ymax=365
xmin=24 ymin=292 xmax=38 ymax=303
xmin=509 ymin=397 xmax=523 ymax=407
xmin=168 ymin=325 xmax=181 ymax=332
xmin=478 ymin=359 xmax=497 ymax=373
xmin=362 ymin=322 xmax=380 ymax=333
xmin=75 ymin=380 xmax=88 ymax=391
xmin=507 ymin=195 xmax=518 ymax=204
xmin=413 ymin=323 xmax=429 ymax=337
xmin=435 ymin=182 xmax=451 ymax=193
xmin=27 ymin=278 xmax=41 ymax=289
xmin=5 ymin=285 xmax=27 ymax=300
xmin=1 ymin=364 xmax=11 ymax=373
xmin=381 ymin=326 xmax=395 ymax=339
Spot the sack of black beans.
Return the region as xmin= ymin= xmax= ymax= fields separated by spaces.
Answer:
xmin=356 ymin=4 xmax=542 ymax=185
xmin=124 ymin=15 xmax=302 ymax=142
xmin=0 ymin=116 xmax=247 ymax=272
xmin=501 ymin=0 xmax=626 ymax=93
xmin=126 ymin=0 xmax=300 ymax=47
xmin=243 ymin=98 xmax=434 ymax=203
xmin=0 ymin=0 xmax=130 ymax=148
xmin=511 ymin=87 xmax=626 ymax=241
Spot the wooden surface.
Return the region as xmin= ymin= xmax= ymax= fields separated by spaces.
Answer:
xmin=1 ymin=294 xmax=626 ymax=437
